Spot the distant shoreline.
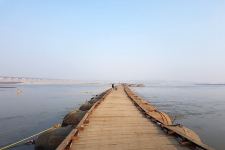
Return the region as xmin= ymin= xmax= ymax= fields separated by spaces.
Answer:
xmin=0 ymin=82 xmax=22 ymax=84
xmin=0 ymin=87 xmax=16 ymax=88
xmin=196 ymin=83 xmax=225 ymax=86
xmin=0 ymin=77 xmax=103 ymax=85
xmin=0 ymin=80 xmax=106 ymax=86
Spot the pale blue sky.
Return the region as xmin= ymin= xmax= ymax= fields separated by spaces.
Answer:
xmin=0 ymin=0 xmax=225 ymax=82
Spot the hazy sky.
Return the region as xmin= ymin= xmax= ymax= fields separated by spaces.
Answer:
xmin=1 ymin=0 xmax=225 ymax=82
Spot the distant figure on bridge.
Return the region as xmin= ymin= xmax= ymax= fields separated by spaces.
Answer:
xmin=112 ymin=84 xmax=117 ymax=90
xmin=112 ymin=84 xmax=114 ymax=90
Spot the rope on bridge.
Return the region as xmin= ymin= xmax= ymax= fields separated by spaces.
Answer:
xmin=0 ymin=126 xmax=56 ymax=150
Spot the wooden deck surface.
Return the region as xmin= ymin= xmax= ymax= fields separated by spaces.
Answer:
xmin=70 ymin=86 xmax=190 ymax=150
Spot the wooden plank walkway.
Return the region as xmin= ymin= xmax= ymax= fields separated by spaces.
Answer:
xmin=69 ymin=86 xmax=190 ymax=150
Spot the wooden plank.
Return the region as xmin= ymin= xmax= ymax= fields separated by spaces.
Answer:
xmin=124 ymin=86 xmax=214 ymax=150
xmin=67 ymin=86 xmax=190 ymax=150
xmin=56 ymin=89 xmax=112 ymax=150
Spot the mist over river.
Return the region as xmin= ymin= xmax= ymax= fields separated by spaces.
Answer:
xmin=0 ymin=82 xmax=225 ymax=150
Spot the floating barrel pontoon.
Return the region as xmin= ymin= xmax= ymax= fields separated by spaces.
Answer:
xmin=36 ymin=85 xmax=213 ymax=150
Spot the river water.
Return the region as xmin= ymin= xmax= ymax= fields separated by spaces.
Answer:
xmin=132 ymin=82 xmax=225 ymax=150
xmin=0 ymin=83 xmax=224 ymax=150
xmin=0 ymin=84 xmax=109 ymax=149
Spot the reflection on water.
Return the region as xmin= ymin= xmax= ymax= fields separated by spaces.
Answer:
xmin=0 ymin=84 xmax=109 ymax=149
xmin=132 ymin=83 xmax=225 ymax=150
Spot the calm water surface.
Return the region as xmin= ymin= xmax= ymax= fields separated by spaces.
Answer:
xmin=0 ymin=84 xmax=109 ymax=149
xmin=132 ymin=84 xmax=225 ymax=150
xmin=1 ymin=83 xmax=224 ymax=150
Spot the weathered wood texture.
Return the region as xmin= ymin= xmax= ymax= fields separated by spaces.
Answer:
xmin=69 ymin=86 xmax=190 ymax=150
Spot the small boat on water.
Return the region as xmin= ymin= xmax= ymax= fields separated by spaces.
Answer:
xmin=16 ymin=89 xmax=22 ymax=95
